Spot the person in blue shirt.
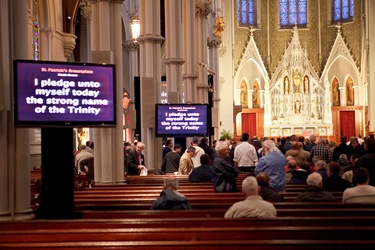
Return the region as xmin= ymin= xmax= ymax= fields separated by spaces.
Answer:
xmin=254 ymin=140 xmax=286 ymax=192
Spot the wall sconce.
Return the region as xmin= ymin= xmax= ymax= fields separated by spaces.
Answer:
xmin=130 ymin=16 xmax=140 ymax=42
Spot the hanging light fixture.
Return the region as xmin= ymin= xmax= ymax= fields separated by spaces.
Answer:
xmin=130 ymin=16 xmax=140 ymax=42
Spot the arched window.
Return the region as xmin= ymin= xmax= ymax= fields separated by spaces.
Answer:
xmin=279 ymin=0 xmax=307 ymax=28
xmin=238 ymin=0 xmax=257 ymax=27
xmin=333 ymin=0 xmax=354 ymax=23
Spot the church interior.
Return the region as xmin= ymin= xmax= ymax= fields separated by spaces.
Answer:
xmin=1 ymin=1 xmax=375 ymax=248
xmin=1 ymin=0 xmax=375 ymax=222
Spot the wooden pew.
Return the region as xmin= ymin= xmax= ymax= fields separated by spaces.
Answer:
xmin=2 ymin=216 xmax=375 ymax=231
xmin=2 ymin=239 xmax=375 ymax=250
xmin=2 ymin=226 xmax=375 ymax=242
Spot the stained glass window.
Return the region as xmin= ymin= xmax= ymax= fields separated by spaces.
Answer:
xmin=333 ymin=0 xmax=354 ymax=22
xmin=279 ymin=0 xmax=307 ymax=27
xmin=238 ymin=0 xmax=256 ymax=27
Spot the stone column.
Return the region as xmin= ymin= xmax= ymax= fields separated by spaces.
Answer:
xmin=90 ymin=0 xmax=124 ymax=184
xmin=124 ymin=41 xmax=139 ymax=139
xmin=339 ymin=86 xmax=346 ymax=106
xmin=260 ymin=90 xmax=265 ymax=108
xmin=367 ymin=0 xmax=375 ymax=131
xmin=1 ymin=0 xmax=34 ymax=221
xmin=165 ymin=0 xmax=184 ymax=103
xmin=113 ymin=0 xmax=126 ymax=182
xmin=207 ymin=38 xmax=221 ymax=134
xmin=248 ymin=89 xmax=253 ymax=108
xmin=138 ymin=0 xmax=164 ymax=170
xmin=195 ymin=0 xmax=211 ymax=103
xmin=353 ymin=85 xmax=359 ymax=106
xmin=182 ymin=0 xmax=197 ymax=103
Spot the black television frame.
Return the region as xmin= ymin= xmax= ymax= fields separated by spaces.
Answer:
xmin=13 ymin=60 xmax=116 ymax=127
xmin=155 ymin=103 xmax=210 ymax=137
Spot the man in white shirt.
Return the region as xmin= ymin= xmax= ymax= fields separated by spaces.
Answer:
xmin=224 ymin=176 xmax=276 ymax=218
xmin=191 ymin=136 xmax=205 ymax=168
xmin=233 ymin=132 xmax=258 ymax=172
xmin=342 ymin=167 xmax=375 ymax=203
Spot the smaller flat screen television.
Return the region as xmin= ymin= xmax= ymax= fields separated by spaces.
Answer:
xmin=14 ymin=60 xmax=116 ymax=127
xmin=155 ymin=103 xmax=210 ymax=137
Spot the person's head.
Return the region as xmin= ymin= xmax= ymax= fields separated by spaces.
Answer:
xmin=165 ymin=139 xmax=173 ymax=148
xmin=290 ymin=135 xmax=297 ymax=142
xmin=328 ymin=141 xmax=336 ymax=149
xmin=327 ymin=162 xmax=340 ymax=176
xmin=317 ymin=138 xmax=325 ymax=145
xmin=136 ymin=142 xmax=145 ymax=153
xmin=364 ymin=138 xmax=375 ymax=151
xmin=276 ymin=137 xmax=284 ymax=145
xmin=215 ymin=140 xmax=230 ymax=158
xmin=353 ymin=167 xmax=370 ymax=185
xmin=340 ymin=136 xmax=348 ymax=144
xmin=306 ymin=172 xmax=323 ymax=187
xmin=242 ymin=176 xmax=259 ymax=197
xmin=241 ymin=132 xmax=250 ymax=142
xmin=163 ymin=177 xmax=179 ymax=190
xmin=298 ymin=136 xmax=305 ymax=143
xmin=173 ymin=143 xmax=182 ymax=154
xmin=200 ymin=137 xmax=208 ymax=145
xmin=186 ymin=146 xmax=196 ymax=157
xmin=86 ymin=140 xmax=94 ymax=149
xmin=256 ymin=172 xmax=270 ymax=187
xmin=124 ymin=146 xmax=132 ymax=156
xmin=200 ymin=154 xmax=210 ymax=165
xmin=291 ymin=141 xmax=299 ymax=150
xmin=287 ymin=159 xmax=298 ymax=170
xmin=300 ymin=161 xmax=311 ymax=172
xmin=310 ymin=135 xmax=316 ymax=143
xmin=350 ymin=154 xmax=359 ymax=163
xmin=315 ymin=160 xmax=327 ymax=171
xmin=192 ymin=136 xmax=199 ymax=145
xmin=350 ymin=137 xmax=359 ymax=148
xmin=262 ymin=140 xmax=281 ymax=155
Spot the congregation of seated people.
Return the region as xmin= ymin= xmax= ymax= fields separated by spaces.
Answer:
xmin=122 ymin=132 xmax=375 ymax=209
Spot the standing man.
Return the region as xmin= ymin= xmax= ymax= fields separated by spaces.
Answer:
xmin=233 ymin=132 xmax=258 ymax=172
xmin=254 ymin=140 xmax=286 ymax=192
xmin=178 ymin=146 xmax=196 ymax=175
xmin=161 ymin=143 xmax=182 ymax=174
xmin=191 ymin=136 xmax=205 ymax=168
xmin=126 ymin=142 xmax=146 ymax=175
xmin=162 ymin=139 xmax=173 ymax=159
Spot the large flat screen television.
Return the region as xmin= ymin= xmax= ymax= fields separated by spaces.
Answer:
xmin=14 ymin=60 xmax=116 ymax=127
xmin=155 ymin=103 xmax=210 ymax=137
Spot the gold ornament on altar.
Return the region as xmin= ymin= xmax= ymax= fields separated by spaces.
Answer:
xmin=213 ymin=16 xmax=225 ymax=37
xmin=292 ymin=69 xmax=301 ymax=93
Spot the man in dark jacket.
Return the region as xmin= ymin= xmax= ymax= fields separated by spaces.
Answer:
xmin=332 ymin=136 xmax=352 ymax=162
xmin=296 ymin=172 xmax=336 ymax=202
xmin=354 ymin=138 xmax=375 ymax=186
xmin=150 ymin=178 xmax=192 ymax=210
xmin=189 ymin=154 xmax=212 ymax=182
xmin=211 ymin=141 xmax=240 ymax=192
xmin=126 ymin=142 xmax=146 ymax=175
xmin=256 ymin=172 xmax=284 ymax=202
xmin=199 ymin=137 xmax=214 ymax=159
xmin=324 ymin=162 xmax=351 ymax=192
